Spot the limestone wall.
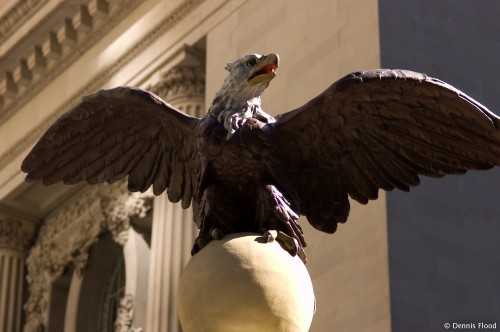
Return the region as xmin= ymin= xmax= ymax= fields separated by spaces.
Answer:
xmin=0 ymin=1 xmax=389 ymax=331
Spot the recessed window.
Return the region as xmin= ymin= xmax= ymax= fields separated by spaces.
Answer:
xmin=99 ymin=253 xmax=126 ymax=331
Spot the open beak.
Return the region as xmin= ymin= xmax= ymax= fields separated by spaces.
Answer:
xmin=248 ymin=54 xmax=279 ymax=85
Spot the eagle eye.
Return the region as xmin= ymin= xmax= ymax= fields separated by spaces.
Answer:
xmin=245 ymin=58 xmax=257 ymax=67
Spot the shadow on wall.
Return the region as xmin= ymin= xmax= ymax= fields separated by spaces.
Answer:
xmin=379 ymin=1 xmax=500 ymax=331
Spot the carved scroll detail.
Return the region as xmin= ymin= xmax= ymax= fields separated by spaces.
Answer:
xmin=115 ymin=294 xmax=144 ymax=332
xmin=23 ymin=181 xmax=153 ymax=332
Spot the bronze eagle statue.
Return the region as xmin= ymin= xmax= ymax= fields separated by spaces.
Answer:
xmin=21 ymin=53 xmax=500 ymax=263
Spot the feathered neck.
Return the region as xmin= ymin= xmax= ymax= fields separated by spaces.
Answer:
xmin=207 ymin=83 xmax=266 ymax=119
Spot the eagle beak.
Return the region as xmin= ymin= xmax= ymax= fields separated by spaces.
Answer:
xmin=248 ymin=54 xmax=279 ymax=85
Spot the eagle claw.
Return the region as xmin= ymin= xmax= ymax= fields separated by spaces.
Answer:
xmin=264 ymin=229 xmax=307 ymax=264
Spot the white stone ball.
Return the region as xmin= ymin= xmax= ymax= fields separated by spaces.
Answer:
xmin=178 ymin=233 xmax=315 ymax=332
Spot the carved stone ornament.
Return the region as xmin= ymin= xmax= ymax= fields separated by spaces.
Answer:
xmin=0 ymin=218 xmax=32 ymax=251
xmin=0 ymin=0 xmax=144 ymax=121
xmin=0 ymin=0 xmax=47 ymax=42
xmin=23 ymin=180 xmax=153 ymax=332
xmin=0 ymin=0 xmax=205 ymax=172
xmin=115 ymin=294 xmax=143 ymax=332
xmin=151 ymin=65 xmax=205 ymax=103
xmin=108 ymin=191 xmax=154 ymax=245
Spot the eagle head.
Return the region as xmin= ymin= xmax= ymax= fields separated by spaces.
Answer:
xmin=208 ymin=53 xmax=279 ymax=138
xmin=222 ymin=53 xmax=279 ymax=100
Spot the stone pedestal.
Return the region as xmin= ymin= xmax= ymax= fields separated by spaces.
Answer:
xmin=177 ymin=233 xmax=315 ymax=332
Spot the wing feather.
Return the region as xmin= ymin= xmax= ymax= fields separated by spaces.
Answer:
xmin=167 ymin=154 xmax=184 ymax=203
xmin=268 ymin=69 xmax=500 ymax=233
xmin=181 ymin=163 xmax=194 ymax=209
xmin=364 ymin=136 xmax=420 ymax=188
xmin=348 ymin=151 xmax=380 ymax=200
xmin=128 ymin=141 xmax=157 ymax=192
xmin=22 ymin=86 xmax=201 ymax=206
xmin=152 ymin=152 xmax=172 ymax=195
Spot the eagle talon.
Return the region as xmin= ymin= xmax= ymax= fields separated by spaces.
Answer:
xmin=210 ymin=227 xmax=225 ymax=240
xmin=191 ymin=235 xmax=210 ymax=255
xmin=264 ymin=230 xmax=278 ymax=243
xmin=192 ymin=226 xmax=228 ymax=255
xmin=224 ymin=112 xmax=251 ymax=139
xmin=272 ymin=230 xmax=307 ymax=263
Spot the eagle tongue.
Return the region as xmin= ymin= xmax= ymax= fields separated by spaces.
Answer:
xmin=258 ymin=64 xmax=276 ymax=75
xmin=248 ymin=64 xmax=277 ymax=84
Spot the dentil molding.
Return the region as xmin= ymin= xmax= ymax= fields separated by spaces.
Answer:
xmin=0 ymin=0 xmax=206 ymax=177
xmin=0 ymin=0 xmax=49 ymax=44
xmin=0 ymin=0 xmax=142 ymax=122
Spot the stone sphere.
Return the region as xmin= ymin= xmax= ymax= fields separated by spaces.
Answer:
xmin=178 ymin=233 xmax=315 ymax=332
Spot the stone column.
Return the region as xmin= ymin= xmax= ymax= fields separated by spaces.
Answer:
xmin=0 ymin=217 xmax=33 ymax=332
xmin=146 ymin=197 xmax=197 ymax=332
xmin=145 ymin=51 xmax=205 ymax=332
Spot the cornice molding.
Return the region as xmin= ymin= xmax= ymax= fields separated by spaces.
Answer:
xmin=0 ymin=0 xmax=49 ymax=44
xmin=0 ymin=0 xmax=142 ymax=122
xmin=0 ymin=0 xmax=206 ymax=175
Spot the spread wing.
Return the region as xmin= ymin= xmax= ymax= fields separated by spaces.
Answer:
xmin=21 ymin=86 xmax=201 ymax=208
xmin=267 ymin=70 xmax=500 ymax=233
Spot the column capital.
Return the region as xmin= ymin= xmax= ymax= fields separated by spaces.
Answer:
xmin=0 ymin=209 xmax=35 ymax=252
xmin=153 ymin=65 xmax=205 ymax=101
xmin=149 ymin=46 xmax=205 ymax=110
